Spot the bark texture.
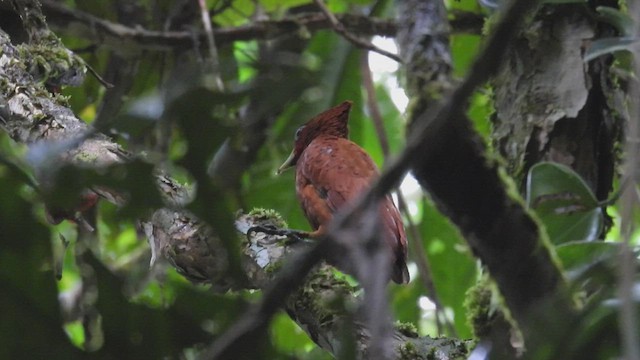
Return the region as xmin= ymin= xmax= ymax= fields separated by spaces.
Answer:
xmin=395 ymin=0 xmax=573 ymax=338
xmin=395 ymin=0 xmax=453 ymax=128
xmin=492 ymin=4 xmax=623 ymax=204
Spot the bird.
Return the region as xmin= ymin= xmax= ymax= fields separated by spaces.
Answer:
xmin=44 ymin=189 xmax=99 ymax=232
xmin=275 ymin=101 xmax=409 ymax=284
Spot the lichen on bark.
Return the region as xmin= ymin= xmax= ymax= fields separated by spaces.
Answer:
xmin=491 ymin=5 xmax=623 ymax=205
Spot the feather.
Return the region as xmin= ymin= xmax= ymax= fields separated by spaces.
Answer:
xmin=284 ymin=102 xmax=410 ymax=284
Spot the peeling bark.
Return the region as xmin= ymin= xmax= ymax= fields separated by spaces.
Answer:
xmin=492 ymin=5 xmax=623 ymax=204
xmin=395 ymin=0 xmax=574 ymax=344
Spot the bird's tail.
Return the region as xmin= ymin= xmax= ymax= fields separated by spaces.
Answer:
xmin=391 ymin=260 xmax=410 ymax=284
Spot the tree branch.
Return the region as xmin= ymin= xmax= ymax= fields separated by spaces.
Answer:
xmin=30 ymin=0 xmax=483 ymax=56
xmin=392 ymin=0 xmax=574 ymax=339
xmin=312 ymin=0 xmax=401 ymax=62
xmin=360 ymin=50 xmax=455 ymax=336
xmin=37 ymin=0 xmax=395 ymax=54
xmin=203 ymin=212 xmax=472 ymax=359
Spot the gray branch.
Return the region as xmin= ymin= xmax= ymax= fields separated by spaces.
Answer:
xmin=19 ymin=0 xmax=484 ymax=56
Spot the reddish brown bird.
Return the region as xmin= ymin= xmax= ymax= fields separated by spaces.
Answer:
xmin=277 ymin=101 xmax=410 ymax=284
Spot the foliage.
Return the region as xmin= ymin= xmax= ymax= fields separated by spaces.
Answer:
xmin=0 ymin=0 xmax=638 ymax=359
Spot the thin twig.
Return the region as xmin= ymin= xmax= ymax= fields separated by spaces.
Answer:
xmin=198 ymin=0 xmax=224 ymax=91
xmin=40 ymin=0 xmax=398 ymax=51
xmin=85 ymin=62 xmax=114 ymax=89
xmin=360 ymin=51 xmax=456 ymax=336
xmin=400 ymin=195 xmax=458 ymax=337
xmin=360 ymin=52 xmax=390 ymax=155
xmin=40 ymin=0 xmax=483 ymax=54
xmin=312 ymin=0 xmax=402 ymax=63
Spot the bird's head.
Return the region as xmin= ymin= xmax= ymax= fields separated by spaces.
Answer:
xmin=277 ymin=101 xmax=352 ymax=174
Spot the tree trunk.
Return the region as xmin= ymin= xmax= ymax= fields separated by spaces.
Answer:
xmin=492 ymin=4 xmax=623 ymax=206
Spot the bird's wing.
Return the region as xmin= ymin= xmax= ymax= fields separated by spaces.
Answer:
xmin=295 ymin=137 xmax=374 ymax=231
xmin=380 ymin=195 xmax=410 ymax=283
xmin=297 ymin=137 xmax=377 ymax=216
xmin=297 ymin=136 xmax=409 ymax=283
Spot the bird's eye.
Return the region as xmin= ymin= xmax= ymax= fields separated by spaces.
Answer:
xmin=295 ymin=126 xmax=305 ymax=141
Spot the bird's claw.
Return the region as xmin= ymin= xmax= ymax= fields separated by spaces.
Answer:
xmin=247 ymin=224 xmax=279 ymax=238
xmin=247 ymin=225 xmax=305 ymax=245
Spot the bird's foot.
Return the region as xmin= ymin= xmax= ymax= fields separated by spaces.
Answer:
xmin=247 ymin=225 xmax=307 ymax=245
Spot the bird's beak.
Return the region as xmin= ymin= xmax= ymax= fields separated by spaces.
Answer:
xmin=276 ymin=150 xmax=296 ymax=175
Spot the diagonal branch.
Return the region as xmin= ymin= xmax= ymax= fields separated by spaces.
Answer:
xmin=342 ymin=0 xmax=572 ymax=332
xmin=312 ymin=0 xmax=401 ymax=62
xmin=359 ymin=50 xmax=455 ymax=336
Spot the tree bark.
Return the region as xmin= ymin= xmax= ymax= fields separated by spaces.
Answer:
xmin=492 ymin=4 xmax=622 ymax=203
xmin=395 ymin=0 xmax=575 ymax=345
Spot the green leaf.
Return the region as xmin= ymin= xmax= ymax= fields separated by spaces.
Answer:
xmin=526 ymin=162 xmax=603 ymax=244
xmin=414 ymin=198 xmax=476 ymax=338
xmin=166 ymin=87 xmax=246 ymax=283
xmin=0 ymin=159 xmax=83 ymax=359
xmin=374 ymin=83 xmax=405 ymax=155
xmin=596 ymin=7 xmax=635 ymax=37
xmin=584 ymin=37 xmax=639 ymax=63
xmin=165 ymin=87 xmax=238 ymax=175
xmin=445 ymin=0 xmax=482 ymax=12
xmin=49 ymin=160 xmax=164 ymax=221
xmin=270 ymin=312 xmax=323 ymax=356
xmin=108 ymin=93 xmax=163 ymax=137
xmin=555 ymin=241 xmax=619 ymax=274
xmin=451 ymin=34 xmax=482 ymax=78
xmin=467 ymin=89 xmax=493 ymax=138
xmin=85 ymin=252 xmax=247 ymax=358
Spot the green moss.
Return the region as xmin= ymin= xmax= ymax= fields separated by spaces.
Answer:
xmin=263 ymin=260 xmax=283 ymax=275
xmin=465 ymin=274 xmax=527 ymax=347
xmin=618 ymin=0 xmax=628 ymax=13
xmin=52 ymin=93 xmax=70 ymax=106
xmin=464 ymin=279 xmax=493 ymax=338
xmin=291 ymin=267 xmax=356 ymax=329
xmin=32 ymin=111 xmax=47 ymax=122
xmin=15 ymin=43 xmax=85 ymax=87
xmin=395 ymin=321 xmax=419 ymax=338
xmin=74 ymin=150 xmax=100 ymax=164
xmin=248 ymin=207 xmax=287 ymax=228
xmin=455 ymin=340 xmax=470 ymax=356
xmin=481 ymin=10 xmax=499 ymax=36
xmin=397 ymin=341 xmax=422 ymax=360
xmin=426 ymin=346 xmax=437 ymax=360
